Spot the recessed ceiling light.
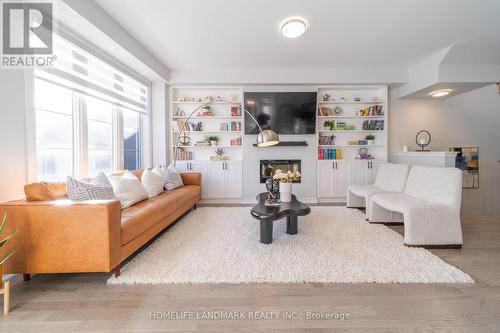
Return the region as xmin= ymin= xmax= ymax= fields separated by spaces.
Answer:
xmin=280 ymin=18 xmax=307 ymax=39
xmin=430 ymin=89 xmax=452 ymax=97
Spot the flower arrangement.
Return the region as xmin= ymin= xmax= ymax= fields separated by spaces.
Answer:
xmin=273 ymin=169 xmax=301 ymax=183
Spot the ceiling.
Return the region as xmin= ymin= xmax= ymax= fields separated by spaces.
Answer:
xmin=95 ymin=0 xmax=500 ymax=71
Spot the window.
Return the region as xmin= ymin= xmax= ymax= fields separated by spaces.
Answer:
xmin=33 ymin=34 xmax=149 ymax=181
xmin=34 ymin=80 xmax=74 ymax=181
xmin=122 ymin=109 xmax=141 ymax=170
xmin=86 ymin=96 xmax=114 ymax=177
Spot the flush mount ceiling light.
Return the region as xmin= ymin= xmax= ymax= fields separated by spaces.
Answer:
xmin=429 ymin=89 xmax=452 ymax=98
xmin=280 ymin=18 xmax=307 ymax=38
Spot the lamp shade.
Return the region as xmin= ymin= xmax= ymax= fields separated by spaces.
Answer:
xmin=257 ymin=130 xmax=279 ymax=147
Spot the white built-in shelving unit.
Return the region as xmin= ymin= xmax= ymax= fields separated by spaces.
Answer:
xmin=170 ymin=87 xmax=244 ymax=162
xmin=315 ymin=86 xmax=388 ymax=200
xmin=316 ymin=86 xmax=388 ymax=160
xmin=169 ymin=87 xmax=244 ymax=199
xmin=169 ymin=85 xmax=389 ymax=202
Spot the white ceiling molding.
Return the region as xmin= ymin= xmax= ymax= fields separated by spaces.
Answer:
xmin=395 ymin=44 xmax=500 ymax=99
xmin=168 ymin=67 xmax=408 ymax=86
xmin=393 ymin=47 xmax=451 ymax=99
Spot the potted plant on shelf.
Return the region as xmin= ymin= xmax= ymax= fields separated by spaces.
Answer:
xmin=365 ymin=134 xmax=375 ymax=145
xmin=207 ymin=135 xmax=219 ymax=146
xmin=273 ymin=169 xmax=301 ymax=203
xmin=324 ymin=120 xmax=335 ymax=131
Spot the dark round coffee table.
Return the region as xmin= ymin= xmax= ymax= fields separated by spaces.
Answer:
xmin=251 ymin=193 xmax=311 ymax=244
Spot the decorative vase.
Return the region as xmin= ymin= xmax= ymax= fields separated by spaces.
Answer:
xmin=279 ymin=182 xmax=292 ymax=202
xmin=210 ymin=140 xmax=218 ymax=146
xmin=367 ymin=140 xmax=375 ymax=145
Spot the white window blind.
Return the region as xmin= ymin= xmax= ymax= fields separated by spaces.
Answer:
xmin=37 ymin=35 xmax=149 ymax=113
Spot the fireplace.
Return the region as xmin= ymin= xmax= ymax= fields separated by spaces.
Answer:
xmin=260 ymin=160 xmax=301 ymax=183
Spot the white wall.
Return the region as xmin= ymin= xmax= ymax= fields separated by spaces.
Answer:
xmin=0 ymin=70 xmax=29 ymax=202
xmin=389 ymin=84 xmax=500 ymax=216
xmin=151 ymin=82 xmax=169 ymax=167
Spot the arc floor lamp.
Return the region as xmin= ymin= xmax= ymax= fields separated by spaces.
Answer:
xmin=173 ymin=102 xmax=279 ymax=166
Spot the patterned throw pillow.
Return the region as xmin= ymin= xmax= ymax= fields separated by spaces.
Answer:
xmin=67 ymin=172 xmax=115 ymax=201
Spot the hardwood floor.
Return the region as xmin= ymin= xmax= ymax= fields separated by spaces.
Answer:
xmin=1 ymin=213 xmax=499 ymax=332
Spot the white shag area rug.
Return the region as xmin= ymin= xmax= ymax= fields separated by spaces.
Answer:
xmin=108 ymin=207 xmax=473 ymax=285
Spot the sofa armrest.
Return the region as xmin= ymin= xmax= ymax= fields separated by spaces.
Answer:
xmin=181 ymin=172 xmax=201 ymax=187
xmin=0 ymin=199 xmax=122 ymax=274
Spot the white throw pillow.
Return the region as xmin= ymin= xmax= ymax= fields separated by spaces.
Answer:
xmin=151 ymin=165 xmax=168 ymax=188
xmin=164 ymin=164 xmax=184 ymax=190
xmin=107 ymin=170 xmax=148 ymax=209
xmin=151 ymin=165 xmax=165 ymax=178
xmin=141 ymin=168 xmax=165 ymax=198
xmin=67 ymin=172 xmax=115 ymax=201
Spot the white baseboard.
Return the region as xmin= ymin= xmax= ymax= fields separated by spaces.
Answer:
xmin=317 ymin=197 xmax=347 ymax=204
xmin=200 ymin=196 xmax=320 ymax=205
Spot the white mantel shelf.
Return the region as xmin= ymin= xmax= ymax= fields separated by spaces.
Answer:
xmin=390 ymin=151 xmax=458 ymax=168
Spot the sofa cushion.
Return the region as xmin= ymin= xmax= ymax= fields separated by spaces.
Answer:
xmin=349 ymin=185 xmax=385 ymax=198
xmin=371 ymin=192 xmax=433 ymax=214
xmin=24 ymin=182 xmax=67 ymax=201
xmin=172 ymin=185 xmax=201 ymax=201
xmin=120 ymin=185 xmax=201 ymax=245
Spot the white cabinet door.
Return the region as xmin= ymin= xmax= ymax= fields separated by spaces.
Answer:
xmin=333 ymin=160 xmax=350 ymax=197
xmin=367 ymin=160 xmax=382 ymax=185
xmin=207 ymin=162 xmax=226 ymax=198
xmin=349 ymin=161 xmax=370 ymax=186
xmin=317 ymin=161 xmax=334 ymax=197
xmin=174 ymin=161 xmax=189 ymax=172
xmin=224 ymin=161 xmax=242 ymax=198
xmin=190 ymin=161 xmax=209 ymax=197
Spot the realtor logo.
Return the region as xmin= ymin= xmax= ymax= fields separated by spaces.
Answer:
xmin=1 ymin=1 xmax=55 ymax=68
xmin=2 ymin=1 xmax=53 ymax=54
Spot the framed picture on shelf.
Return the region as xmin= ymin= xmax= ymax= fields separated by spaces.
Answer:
xmin=449 ymin=146 xmax=479 ymax=189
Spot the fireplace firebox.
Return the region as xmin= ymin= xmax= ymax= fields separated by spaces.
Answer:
xmin=260 ymin=160 xmax=301 ymax=183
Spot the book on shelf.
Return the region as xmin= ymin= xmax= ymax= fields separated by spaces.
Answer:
xmin=318 ymin=135 xmax=335 ymax=145
xmin=335 ymin=121 xmax=347 ymax=130
xmin=230 ymin=106 xmax=242 ymax=117
xmin=174 ymin=120 xmax=202 ymax=132
xmin=194 ymin=140 xmax=210 ymax=146
xmin=318 ymin=107 xmax=333 ymax=116
xmin=347 ymin=140 xmax=369 ymax=145
xmin=362 ymin=120 xmax=384 ymax=130
xmin=357 ymin=105 xmax=384 ymax=116
xmin=220 ymin=121 xmax=241 ymax=131
xmin=173 ymin=147 xmax=192 ymax=160
xmin=318 ymin=148 xmax=342 ymax=160
xmin=230 ymin=136 xmax=242 ymax=146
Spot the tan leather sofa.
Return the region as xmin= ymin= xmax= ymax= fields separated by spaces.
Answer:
xmin=0 ymin=170 xmax=201 ymax=280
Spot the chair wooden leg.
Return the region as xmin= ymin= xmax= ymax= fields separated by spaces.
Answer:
xmin=3 ymin=281 xmax=10 ymax=315
xmin=114 ymin=265 xmax=121 ymax=278
xmin=23 ymin=274 xmax=30 ymax=281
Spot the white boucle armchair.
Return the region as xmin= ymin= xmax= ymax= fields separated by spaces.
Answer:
xmin=347 ymin=163 xmax=410 ymax=217
xmin=368 ymin=166 xmax=463 ymax=248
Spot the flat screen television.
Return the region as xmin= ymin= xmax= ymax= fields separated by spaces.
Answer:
xmin=244 ymin=92 xmax=317 ymax=135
